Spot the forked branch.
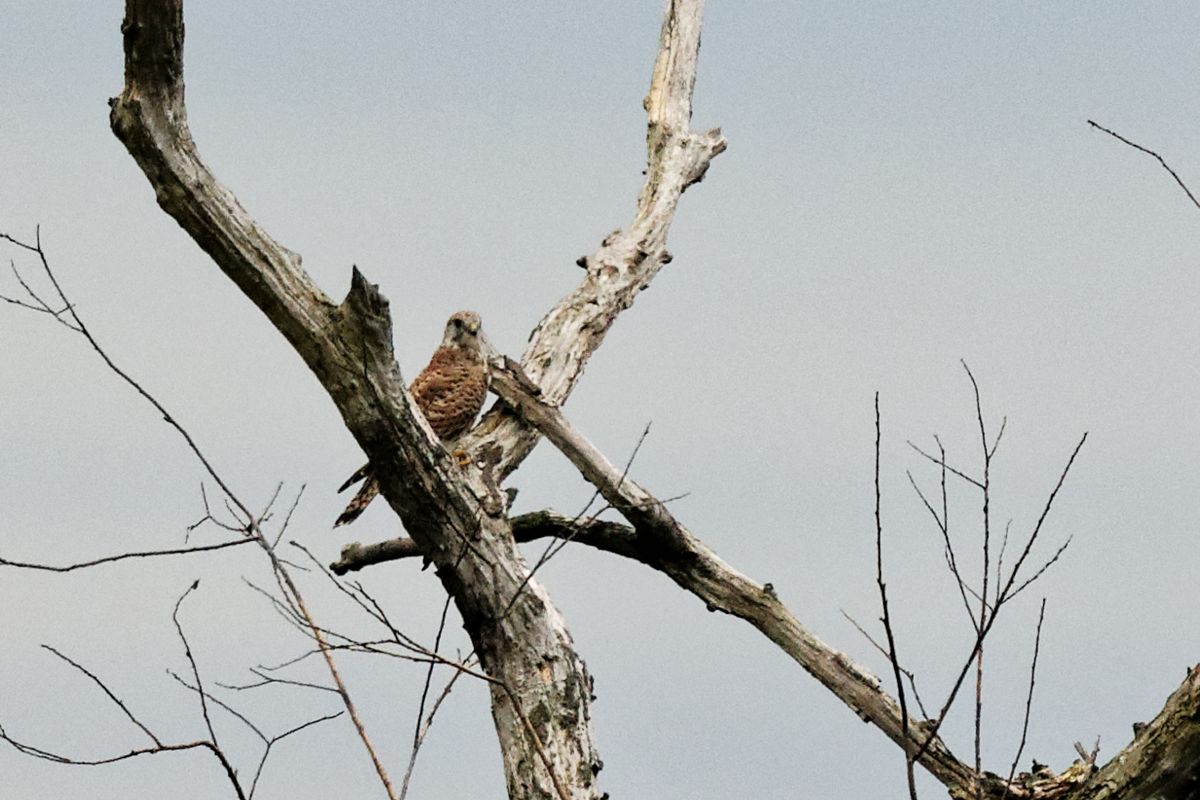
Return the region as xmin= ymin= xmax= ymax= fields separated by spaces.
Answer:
xmin=106 ymin=0 xmax=726 ymax=796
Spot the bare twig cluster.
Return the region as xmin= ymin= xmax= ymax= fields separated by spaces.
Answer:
xmin=0 ymin=230 xmax=424 ymax=799
xmin=0 ymin=585 xmax=340 ymax=800
xmin=8 ymin=1 xmax=1200 ymax=797
xmin=2 ymin=227 xmax=569 ymax=796
xmin=893 ymin=363 xmax=1084 ymax=796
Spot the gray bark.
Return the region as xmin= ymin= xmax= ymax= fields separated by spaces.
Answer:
xmin=106 ymin=1 xmax=1199 ymax=798
xmin=108 ymin=1 xmax=720 ymax=798
xmin=338 ymin=364 xmax=1200 ymax=800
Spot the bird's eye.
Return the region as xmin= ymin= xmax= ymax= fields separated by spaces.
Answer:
xmin=452 ymin=318 xmax=463 ymax=328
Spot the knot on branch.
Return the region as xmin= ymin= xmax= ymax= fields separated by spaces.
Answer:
xmin=682 ymin=128 xmax=728 ymax=188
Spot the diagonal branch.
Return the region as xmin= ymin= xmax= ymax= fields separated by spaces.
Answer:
xmin=482 ymin=362 xmax=981 ymax=792
xmin=104 ymin=1 xmax=729 ymax=796
xmin=1087 ymin=120 xmax=1200 ymax=212
xmin=461 ymin=2 xmax=726 ymax=483
xmin=874 ymin=395 xmax=919 ymax=799
xmin=41 ymin=644 xmax=162 ymax=748
xmin=1083 ymin=664 xmax=1200 ymax=799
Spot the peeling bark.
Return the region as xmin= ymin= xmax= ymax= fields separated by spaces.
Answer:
xmin=109 ymin=2 xmax=611 ymax=797
xmin=1083 ymin=665 xmax=1200 ymax=800
xmin=104 ymin=1 xmax=1200 ymax=798
xmin=460 ymin=1 xmax=726 ymax=483
xmin=108 ymin=0 xmax=722 ymax=797
xmin=339 ymin=366 xmax=1200 ymax=800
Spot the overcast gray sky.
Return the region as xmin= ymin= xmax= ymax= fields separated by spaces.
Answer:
xmin=3 ymin=2 xmax=1199 ymax=798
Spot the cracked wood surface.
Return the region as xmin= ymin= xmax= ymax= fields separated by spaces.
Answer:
xmin=339 ymin=366 xmax=1200 ymax=800
xmin=105 ymin=0 xmax=1200 ymax=797
xmin=108 ymin=0 xmax=722 ymax=798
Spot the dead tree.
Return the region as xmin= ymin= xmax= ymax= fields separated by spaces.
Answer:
xmin=4 ymin=1 xmax=1197 ymax=798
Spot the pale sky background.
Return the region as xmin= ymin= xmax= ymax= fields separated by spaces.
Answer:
xmin=2 ymin=2 xmax=1199 ymax=798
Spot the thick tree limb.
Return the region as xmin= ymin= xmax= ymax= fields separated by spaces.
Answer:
xmin=342 ymin=364 xmax=979 ymax=792
xmin=460 ymin=1 xmax=726 ymax=483
xmin=337 ymin=520 xmax=1200 ymax=799
xmin=490 ymin=367 xmax=1200 ymax=800
xmin=1084 ymin=664 xmax=1200 ymax=800
xmin=108 ymin=1 xmax=613 ymax=796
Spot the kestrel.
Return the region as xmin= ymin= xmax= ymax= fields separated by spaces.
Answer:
xmin=334 ymin=310 xmax=492 ymax=527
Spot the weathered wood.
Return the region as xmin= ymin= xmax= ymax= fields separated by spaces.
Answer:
xmin=332 ymin=511 xmax=642 ymax=575
xmin=105 ymin=2 xmax=1200 ymax=799
xmin=109 ymin=1 xmax=610 ymax=797
xmin=339 ymin=365 xmax=1199 ymax=800
xmin=1084 ymin=665 xmax=1200 ymax=800
xmin=460 ymin=0 xmax=726 ymax=483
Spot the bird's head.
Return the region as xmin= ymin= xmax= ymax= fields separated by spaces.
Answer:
xmin=442 ymin=310 xmax=495 ymax=359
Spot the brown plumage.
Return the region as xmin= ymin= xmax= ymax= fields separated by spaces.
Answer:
xmin=334 ymin=310 xmax=492 ymax=527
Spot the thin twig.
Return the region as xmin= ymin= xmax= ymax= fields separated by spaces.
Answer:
xmin=963 ymin=361 xmax=991 ymax=797
xmin=289 ymin=541 xmax=430 ymax=657
xmin=400 ymin=660 xmax=472 ymax=800
xmin=907 ymin=441 xmax=984 ymax=489
xmin=0 ymin=730 xmax=243 ymax=794
xmin=0 ymin=538 xmax=253 ymax=572
xmin=248 ymin=711 xmax=344 ymax=799
xmin=172 ymin=581 xmax=221 ymax=751
xmin=272 ymin=484 xmax=306 ymax=550
xmin=1002 ymin=599 xmax=1047 ymax=800
xmin=908 ymin=468 xmax=977 ymax=631
xmin=7 ymin=229 xmax=253 ymax=521
xmin=169 ymin=670 xmax=267 ymax=741
xmin=41 ymin=645 xmax=162 ymax=747
xmin=912 ymin=418 xmax=1086 ymax=765
xmin=1005 ymin=536 xmax=1073 ymax=603
xmin=218 ymin=668 xmax=339 ymax=695
xmin=874 ymin=395 xmax=918 ymax=800
xmin=412 ymin=592 xmax=455 ymax=748
xmin=1087 ymin=120 xmax=1200 ymax=211
xmin=0 ymin=230 xmax=397 ymax=798
xmin=501 ymin=421 xmax=655 ymax=619
xmin=994 ymin=435 xmax=1087 ymax=605
xmin=995 ymin=520 xmax=1012 ymax=606
xmin=169 ymin=669 xmax=342 ymax=800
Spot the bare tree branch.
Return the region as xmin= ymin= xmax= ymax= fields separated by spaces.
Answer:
xmin=1083 ymin=665 xmax=1200 ymax=799
xmin=1088 ymin=120 xmax=1200 ymax=212
xmin=400 ymin=662 xmax=471 ymax=800
xmin=908 ymin=441 xmax=984 ymax=489
xmin=168 ymin=670 xmax=343 ymax=800
xmin=40 ymin=645 xmax=162 ymax=748
xmin=107 ymin=0 xmax=726 ymax=792
xmin=0 ymin=643 xmax=247 ymax=800
xmin=483 ymin=362 xmax=981 ymax=791
xmin=332 ymin=511 xmax=642 ymax=574
xmin=874 ymin=395 xmax=919 ymax=799
xmin=0 ymin=228 xmax=399 ymax=798
xmin=171 ymin=582 xmax=221 ymax=755
xmin=911 ymin=436 xmax=1085 ymax=767
xmin=964 ymin=360 xmax=994 ymax=797
xmin=0 ymin=538 xmax=253 ymax=572
xmin=1002 ymin=599 xmax=1047 ymax=800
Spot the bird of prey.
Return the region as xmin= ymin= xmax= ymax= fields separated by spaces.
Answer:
xmin=334 ymin=310 xmax=492 ymax=527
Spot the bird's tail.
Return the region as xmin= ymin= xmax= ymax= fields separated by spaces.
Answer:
xmin=334 ymin=465 xmax=378 ymax=527
xmin=337 ymin=462 xmax=372 ymax=493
